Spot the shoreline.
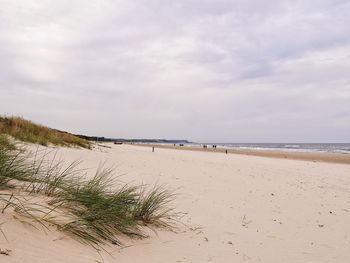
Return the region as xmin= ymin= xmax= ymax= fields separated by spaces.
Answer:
xmin=129 ymin=143 xmax=350 ymax=164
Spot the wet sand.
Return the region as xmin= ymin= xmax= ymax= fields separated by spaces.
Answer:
xmin=131 ymin=143 xmax=350 ymax=164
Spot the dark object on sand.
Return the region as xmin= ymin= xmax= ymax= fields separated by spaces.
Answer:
xmin=0 ymin=248 xmax=11 ymax=256
xmin=114 ymin=142 xmax=123 ymax=145
xmin=179 ymin=144 xmax=184 ymax=146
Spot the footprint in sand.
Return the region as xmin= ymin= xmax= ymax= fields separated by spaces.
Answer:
xmin=0 ymin=248 xmax=11 ymax=256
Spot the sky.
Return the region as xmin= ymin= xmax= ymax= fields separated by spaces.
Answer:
xmin=0 ymin=0 xmax=349 ymax=142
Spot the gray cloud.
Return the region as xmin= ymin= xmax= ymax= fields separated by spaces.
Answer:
xmin=0 ymin=0 xmax=349 ymax=142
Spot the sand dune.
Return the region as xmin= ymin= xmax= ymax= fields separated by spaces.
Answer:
xmin=1 ymin=143 xmax=350 ymax=262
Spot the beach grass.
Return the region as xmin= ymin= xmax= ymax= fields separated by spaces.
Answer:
xmin=0 ymin=142 xmax=175 ymax=248
xmin=0 ymin=140 xmax=29 ymax=188
xmin=133 ymin=185 xmax=175 ymax=227
xmin=0 ymin=135 xmax=16 ymax=151
xmin=0 ymin=116 xmax=90 ymax=149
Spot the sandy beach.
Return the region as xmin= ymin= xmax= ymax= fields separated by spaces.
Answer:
xmin=1 ymin=143 xmax=350 ymax=262
xmin=2 ymin=0 xmax=349 ymax=262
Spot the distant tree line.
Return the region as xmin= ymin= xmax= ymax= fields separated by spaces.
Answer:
xmin=74 ymin=134 xmax=190 ymax=144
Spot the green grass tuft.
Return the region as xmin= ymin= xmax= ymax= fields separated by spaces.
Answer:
xmin=0 ymin=145 xmax=29 ymax=188
xmin=133 ymin=185 xmax=175 ymax=227
xmin=0 ymin=135 xmax=16 ymax=151
xmin=0 ymin=143 xmax=176 ymax=248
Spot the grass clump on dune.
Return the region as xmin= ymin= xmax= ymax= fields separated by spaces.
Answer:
xmin=0 ymin=135 xmax=16 ymax=151
xmin=0 ymin=138 xmax=29 ymax=188
xmin=0 ymin=142 xmax=176 ymax=248
xmin=51 ymin=169 xmax=144 ymax=246
xmin=0 ymin=116 xmax=90 ymax=149
xmin=133 ymin=185 xmax=175 ymax=227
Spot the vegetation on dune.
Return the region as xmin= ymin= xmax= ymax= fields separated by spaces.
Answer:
xmin=133 ymin=185 xmax=175 ymax=227
xmin=0 ymin=138 xmax=28 ymax=188
xmin=0 ymin=135 xmax=16 ymax=151
xmin=0 ymin=140 xmax=176 ymax=248
xmin=0 ymin=116 xmax=90 ymax=148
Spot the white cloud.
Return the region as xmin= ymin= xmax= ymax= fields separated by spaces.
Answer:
xmin=0 ymin=0 xmax=349 ymax=142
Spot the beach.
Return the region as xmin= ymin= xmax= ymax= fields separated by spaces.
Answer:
xmin=132 ymin=143 xmax=350 ymax=164
xmin=1 ymin=143 xmax=350 ymax=262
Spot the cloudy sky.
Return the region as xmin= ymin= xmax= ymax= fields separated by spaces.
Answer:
xmin=0 ymin=0 xmax=349 ymax=142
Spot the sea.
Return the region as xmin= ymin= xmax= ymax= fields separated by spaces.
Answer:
xmin=168 ymin=142 xmax=350 ymax=154
xmin=144 ymin=142 xmax=350 ymax=154
xmin=199 ymin=143 xmax=350 ymax=154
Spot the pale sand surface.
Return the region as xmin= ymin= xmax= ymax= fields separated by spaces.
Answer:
xmin=1 ymin=143 xmax=350 ymax=262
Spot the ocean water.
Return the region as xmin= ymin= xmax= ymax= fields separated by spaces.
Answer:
xmin=208 ymin=143 xmax=350 ymax=154
xmin=149 ymin=142 xmax=350 ymax=154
